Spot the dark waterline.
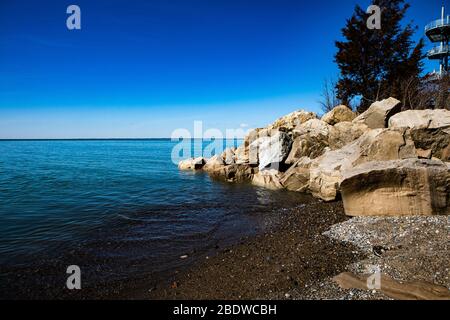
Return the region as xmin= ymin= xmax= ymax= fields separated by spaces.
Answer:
xmin=0 ymin=139 xmax=304 ymax=299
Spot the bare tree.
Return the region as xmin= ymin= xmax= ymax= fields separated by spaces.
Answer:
xmin=435 ymin=76 xmax=450 ymax=110
xmin=319 ymin=78 xmax=342 ymax=113
xmin=400 ymin=76 xmax=422 ymax=110
xmin=404 ymin=75 xmax=450 ymax=110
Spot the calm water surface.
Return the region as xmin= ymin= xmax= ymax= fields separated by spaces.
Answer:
xmin=0 ymin=139 xmax=304 ymax=298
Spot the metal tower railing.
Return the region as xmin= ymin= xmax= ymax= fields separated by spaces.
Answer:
xmin=425 ymin=6 xmax=450 ymax=76
xmin=428 ymin=44 xmax=450 ymax=58
xmin=425 ymin=17 xmax=450 ymax=32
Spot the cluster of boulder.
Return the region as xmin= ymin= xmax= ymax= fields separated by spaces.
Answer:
xmin=179 ymin=98 xmax=450 ymax=216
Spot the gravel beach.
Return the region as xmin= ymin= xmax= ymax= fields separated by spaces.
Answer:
xmin=147 ymin=198 xmax=449 ymax=300
xmin=148 ymin=197 xmax=362 ymax=300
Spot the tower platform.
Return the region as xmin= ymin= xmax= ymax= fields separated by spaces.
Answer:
xmin=425 ymin=18 xmax=450 ymax=42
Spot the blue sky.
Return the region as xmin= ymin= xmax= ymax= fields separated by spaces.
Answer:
xmin=0 ymin=0 xmax=446 ymax=138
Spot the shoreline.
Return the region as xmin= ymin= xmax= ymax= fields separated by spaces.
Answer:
xmin=146 ymin=197 xmax=368 ymax=300
xmin=145 ymin=196 xmax=450 ymax=300
xmin=170 ymin=102 xmax=450 ymax=300
xmin=146 ymin=197 xmax=450 ymax=300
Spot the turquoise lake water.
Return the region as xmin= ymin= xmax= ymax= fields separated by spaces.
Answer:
xmin=0 ymin=139 xmax=304 ymax=298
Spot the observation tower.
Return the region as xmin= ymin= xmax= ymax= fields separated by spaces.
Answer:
xmin=425 ymin=6 xmax=450 ymax=77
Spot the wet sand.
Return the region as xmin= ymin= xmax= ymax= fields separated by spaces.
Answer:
xmin=147 ymin=198 xmax=364 ymax=300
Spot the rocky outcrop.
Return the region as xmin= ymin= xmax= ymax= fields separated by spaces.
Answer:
xmin=353 ymin=128 xmax=417 ymax=165
xmin=340 ymin=159 xmax=450 ymax=216
xmin=293 ymin=118 xmax=331 ymax=138
xmin=268 ymin=110 xmax=317 ymax=131
xmin=388 ymin=109 xmax=450 ymax=130
xmin=308 ymin=128 xmax=417 ymax=201
xmin=389 ymin=109 xmax=450 ymax=161
xmin=209 ymin=164 xmax=257 ymax=182
xmin=353 ymin=97 xmax=401 ymax=129
xmin=203 ymin=155 xmax=225 ymax=172
xmin=234 ymin=130 xmax=261 ymax=165
xmin=280 ymin=157 xmax=312 ymax=192
xmin=221 ymin=147 xmax=236 ymax=165
xmin=328 ymin=121 xmax=370 ymax=150
xmin=251 ymin=131 xmax=292 ymax=170
xmin=178 ymin=157 xmax=206 ymax=170
xmin=321 ymin=105 xmax=356 ymax=125
xmin=178 ymin=101 xmax=450 ymax=217
xmin=308 ymin=144 xmax=357 ymax=201
xmin=285 ymin=119 xmax=330 ymax=163
xmin=252 ymin=170 xmax=284 ymax=190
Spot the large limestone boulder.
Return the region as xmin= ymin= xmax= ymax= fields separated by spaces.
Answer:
xmin=268 ymin=110 xmax=317 ymax=131
xmin=203 ymin=155 xmax=225 ymax=172
xmin=208 ymin=164 xmax=257 ymax=182
xmin=309 ymin=128 xmax=417 ymax=201
xmin=389 ymin=109 xmax=450 ymax=130
xmin=251 ymin=131 xmax=292 ymax=170
xmin=280 ymin=157 xmax=312 ymax=192
xmin=234 ymin=129 xmax=261 ymax=165
xmin=285 ymin=119 xmax=331 ymax=164
xmin=353 ymin=97 xmax=401 ymax=129
xmin=341 ymin=159 xmax=450 ymax=216
xmin=321 ymin=105 xmax=356 ymax=125
xmin=292 ymin=118 xmax=331 ymax=138
xmin=353 ymin=128 xmax=417 ymax=165
xmin=178 ymin=157 xmax=206 ymax=170
xmin=252 ymin=170 xmax=284 ymax=190
xmin=286 ymin=136 xmax=329 ymax=164
xmin=389 ymin=109 xmax=450 ymax=161
xmin=328 ymin=121 xmax=370 ymax=150
xmin=308 ymin=144 xmax=358 ymax=201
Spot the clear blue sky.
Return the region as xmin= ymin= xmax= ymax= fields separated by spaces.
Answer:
xmin=0 ymin=0 xmax=446 ymax=138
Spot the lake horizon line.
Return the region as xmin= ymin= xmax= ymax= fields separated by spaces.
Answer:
xmin=0 ymin=138 xmax=244 ymax=142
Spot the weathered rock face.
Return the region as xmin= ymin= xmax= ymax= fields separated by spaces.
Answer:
xmin=285 ymin=136 xmax=329 ymax=164
xmin=208 ymin=164 xmax=257 ymax=182
xmin=280 ymin=157 xmax=312 ymax=192
xmin=234 ymin=145 xmax=247 ymax=164
xmin=353 ymin=128 xmax=417 ymax=166
xmin=309 ymin=128 xmax=417 ymax=201
xmin=178 ymin=157 xmax=206 ymax=170
xmin=234 ymin=129 xmax=261 ymax=165
xmin=203 ymin=155 xmax=225 ymax=172
xmin=389 ymin=109 xmax=450 ymax=130
xmin=353 ymin=97 xmax=401 ymax=129
xmin=176 ymin=102 xmax=450 ymax=217
xmin=252 ymin=170 xmax=284 ymax=190
xmin=341 ymin=159 xmax=450 ymax=216
xmin=268 ymin=110 xmax=317 ymax=131
xmin=389 ymin=109 xmax=450 ymax=161
xmin=221 ymin=147 xmax=236 ymax=165
xmin=321 ymin=105 xmax=356 ymax=125
xmin=285 ymin=119 xmax=331 ymax=164
xmin=328 ymin=121 xmax=370 ymax=150
xmin=308 ymin=143 xmax=358 ymax=201
xmin=252 ymin=131 xmax=292 ymax=170
xmin=407 ymin=129 xmax=450 ymax=161
xmin=293 ymin=119 xmax=331 ymax=138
